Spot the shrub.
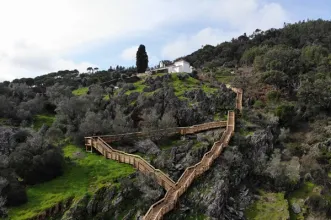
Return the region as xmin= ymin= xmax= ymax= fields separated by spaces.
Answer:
xmin=253 ymin=100 xmax=265 ymax=109
xmin=0 ymin=197 xmax=7 ymax=218
xmin=267 ymin=90 xmax=281 ymax=102
xmin=274 ymin=104 xmax=296 ymax=127
xmin=307 ymin=194 xmax=331 ymax=215
xmin=278 ymin=128 xmax=290 ymax=142
xmin=9 ymin=133 xmax=64 ymax=185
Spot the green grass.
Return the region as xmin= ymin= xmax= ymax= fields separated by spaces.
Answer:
xmin=288 ymin=182 xmax=320 ymax=220
xmin=239 ymin=127 xmax=254 ymax=137
xmin=158 ymin=136 xmax=183 ymax=150
xmin=72 ymin=87 xmax=89 ymax=96
xmin=192 ymin=141 xmax=208 ymax=150
xmin=125 ymin=81 xmax=146 ymax=95
xmin=170 ymin=73 xmax=218 ymax=100
xmin=214 ymin=113 xmax=227 ymax=121
xmin=214 ymin=68 xmax=235 ymax=84
xmin=202 ymin=84 xmax=218 ymax=94
xmin=0 ymin=118 xmax=10 ymax=126
xmin=245 ymin=191 xmax=289 ymax=220
xmin=215 ymin=75 xmax=234 ymax=84
xmin=32 ymin=114 xmax=55 ymax=130
xmin=8 ymin=145 xmax=135 ymax=220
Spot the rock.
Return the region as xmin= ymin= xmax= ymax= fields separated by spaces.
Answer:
xmin=134 ymin=139 xmax=160 ymax=155
xmin=61 ymin=195 xmax=89 ymax=220
xmin=63 ymin=173 xmax=163 ymax=219
xmin=127 ymin=92 xmax=139 ymax=102
xmin=143 ymin=86 xmax=154 ymax=92
xmin=291 ymin=203 xmax=301 ymax=214
xmin=166 ymin=126 xmax=276 ymax=219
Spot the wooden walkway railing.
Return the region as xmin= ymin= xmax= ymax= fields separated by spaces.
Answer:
xmin=85 ymin=87 xmax=243 ymax=220
xmin=88 ymin=120 xmax=227 ymax=143
xmin=143 ymin=111 xmax=235 ymax=220
xmin=85 ymin=120 xmax=228 ymax=191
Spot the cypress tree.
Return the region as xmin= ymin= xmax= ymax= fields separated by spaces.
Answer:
xmin=136 ymin=44 xmax=149 ymax=73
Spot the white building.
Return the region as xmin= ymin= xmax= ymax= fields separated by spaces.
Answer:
xmin=150 ymin=59 xmax=193 ymax=74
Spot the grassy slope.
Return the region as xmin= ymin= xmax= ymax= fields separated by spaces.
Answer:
xmin=170 ymin=73 xmax=218 ymax=100
xmin=32 ymin=114 xmax=55 ymax=130
xmin=72 ymin=87 xmax=89 ymax=96
xmin=125 ymin=81 xmax=146 ymax=95
xmin=213 ymin=67 xmax=235 ymax=84
xmin=288 ymin=182 xmax=321 ymax=220
xmin=72 ymin=74 xmax=220 ymax=103
xmin=245 ymin=191 xmax=289 ymax=220
xmin=8 ymin=145 xmax=135 ymax=220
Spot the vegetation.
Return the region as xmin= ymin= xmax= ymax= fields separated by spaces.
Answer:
xmin=288 ymin=182 xmax=319 ymax=220
xmin=8 ymin=144 xmax=134 ymax=220
xmin=170 ymin=73 xmax=217 ymax=100
xmin=2 ymin=19 xmax=331 ymax=219
xmin=136 ymin=44 xmax=149 ymax=73
xmin=72 ymin=87 xmax=89 ymax=96
xmin=245 ymin=191 xmax=289 ymax=220
xmin=32 ymin=114 xmax=55 ymax=130
xmin=125 ymin=80 xmax=146 ymax=95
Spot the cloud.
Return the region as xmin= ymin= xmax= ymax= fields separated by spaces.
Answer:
xmin=162 ymin=28 xmax=239 ymax=59
xmin=161 ymin=0 xmax=289 ymax=59
xmin=121 ymin=46 xmax=138 ymax=61
xmin=0 ymin=0 xmax=290 ymax=81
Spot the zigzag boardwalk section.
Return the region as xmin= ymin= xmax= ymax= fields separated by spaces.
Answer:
xmin=143 ymin=111 xmax=235 ymax=220
xmin=85 ymin=87 xmax=243 ymax=220
xmin=88 ymin=120 xmax=227 ymax=143
xmin=85 ymin=121 xmax=228 ymax=191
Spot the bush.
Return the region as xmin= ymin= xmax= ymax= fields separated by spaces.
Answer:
xmin=253 ymin=100 xmax=265 ymax=109
xmin=274 ymin=104 xmax=296 ymax=127
xmin=9 ymin=133 xmax=64 ymax=185
xmin=278 ymin=128 xmax=290 ymax=142
xmin=0 ymin=197 xmax=7 ymax=218
xmin=307 ymin=194 xmax=331 ymax=215
xmin=267 ymin=91 xmax=281 ymax=102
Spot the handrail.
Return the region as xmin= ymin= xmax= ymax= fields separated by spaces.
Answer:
xmin=143 ymin=88 xmax=241 ymax=220
xmin=97 ymin=137 xmax=176 ymax=187
xmin=85 ymin=87 xmax=243 ymax=220
xmin=91 ymin=120 xmax=227 ymax=140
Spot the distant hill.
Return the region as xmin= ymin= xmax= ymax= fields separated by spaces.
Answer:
xmin=178 ymin=19 xmax=331 ymax=69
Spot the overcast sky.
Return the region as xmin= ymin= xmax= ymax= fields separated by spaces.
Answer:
xmin=0 ymin=0 xmax=330 ymax=82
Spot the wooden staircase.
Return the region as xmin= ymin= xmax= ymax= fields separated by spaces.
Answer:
xmin=84 ymin=88 xmax=243 ymax=220
xmin=143 ymin=111 xmax=235 ymax=220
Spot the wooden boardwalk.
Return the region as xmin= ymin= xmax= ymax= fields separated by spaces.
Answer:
xmin=143 ymin=111 xmax=235 ymax=219
xmin=85 ymin=120 xmax=228 ymax=190
xmin=85 ymin=87 xmax=243 ymax=220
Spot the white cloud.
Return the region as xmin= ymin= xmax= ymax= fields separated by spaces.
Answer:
xmin=0 ymin=0 xmax=290 ymax=81
xmin=121 ymin=46 xmax=138 ymax=61
xmin=161 ymin=0 xmax=289 ymax=59
xmin=162 ymin=28 xmax=240 ymax=59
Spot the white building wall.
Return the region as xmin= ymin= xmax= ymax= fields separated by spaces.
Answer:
xmin=167 ymin=60 xmax=192 ymax=73
xmin=182 ymin=62 xmax=192 ymax=73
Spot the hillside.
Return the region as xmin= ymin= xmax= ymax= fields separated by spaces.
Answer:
xmin=0 ymin=19 xmax=331 ymax=220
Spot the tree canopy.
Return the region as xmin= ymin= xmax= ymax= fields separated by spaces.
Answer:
xmin=136 ymin=44 xmax=149 ymax=73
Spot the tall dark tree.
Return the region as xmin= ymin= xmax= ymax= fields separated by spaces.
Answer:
xmin=136 ymin=44 xmax=149 ymax=73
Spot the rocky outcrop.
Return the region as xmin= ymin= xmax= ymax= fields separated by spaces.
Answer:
xmin=153 ymin=129 xmax=224 ymax=181
xmin=118 ymin=73 xmax=236 ymax=127
xmin=165 ymin=127 xmax=275 ymax=219
xmin=62 ymin=172 xmax=163 ymax=220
